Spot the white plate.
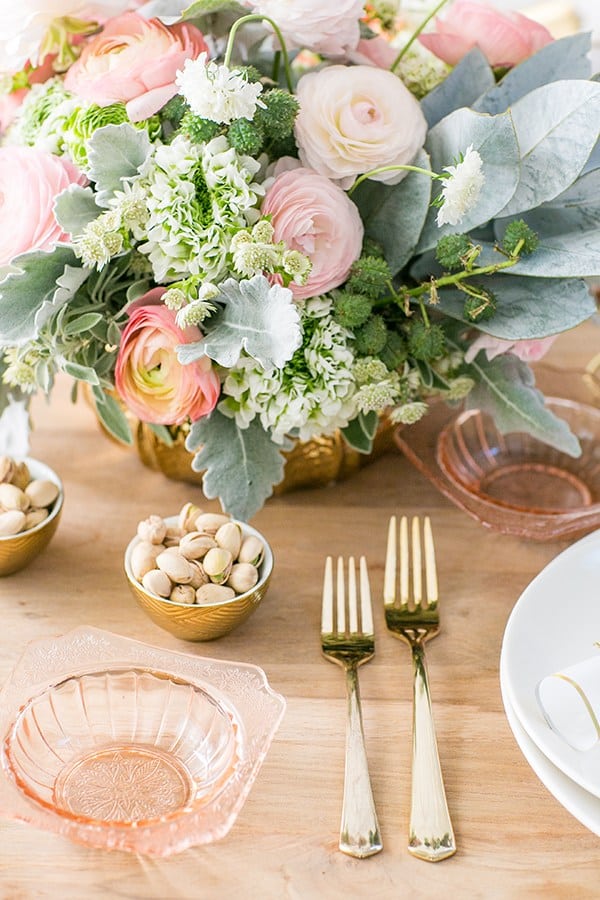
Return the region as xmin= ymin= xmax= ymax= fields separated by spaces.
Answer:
xmin=500 ymin=660 xmax=600 ymax=836
xmin=500 ymin=529 xmax=600 ymax=798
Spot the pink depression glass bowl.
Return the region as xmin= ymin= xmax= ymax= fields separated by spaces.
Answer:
xmin=0 ymin=627 xmax=285 ymax=856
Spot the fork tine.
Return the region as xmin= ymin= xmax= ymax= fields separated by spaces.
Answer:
xmin=336 ymin=556 xmax=346 ymax=634
xmin=411 ymin=517 xmax=422 ymax=606
xmin=322 ymin=556 xmax=333 ymax=633
xmin=359 ymin=556 xmax=373 ymax=634
xmin=348 ymin=556 xmax=358 ymax=634
xmin=423 ymin=516 xmax=438 ymax=608
xmin=400 ymin=515 xmax=409 ymax=608
xmin=384 ymin=515 xmax=397 ymax=606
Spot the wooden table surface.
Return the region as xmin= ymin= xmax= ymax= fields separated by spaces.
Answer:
xmin=1 ymin=320 xmax=599 ymax=899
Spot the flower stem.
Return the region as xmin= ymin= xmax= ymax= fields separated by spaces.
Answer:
xmin=390 ymin=0 xmax=451 ymax=73
xmin=407 ymin=254 xmax=521 ymax=300
xmin=224 ymin=14 xmax=293 ymax=92
xmin=348 ymin=164 xmax=439 ymax=196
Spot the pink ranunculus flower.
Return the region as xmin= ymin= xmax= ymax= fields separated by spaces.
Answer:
xmin=261 ymin=167 xmax=364 ymax=300
xmin=465 ymin=334 xmax=557 ymax=364
xmin=349 ymin=36 xmax=398 ymax=68
xmin=242 ymin=0 xmax=364 ymax=57
xmin=0 ymin=146 xmax=85 ymax=266
xmin=114 ymin=300 xmax=220 ymax=426
xmin=419 ymin=0 xmax=553 ymax=68
xmin=64 ymin=12 xmax=209 ymax=123
xmin=294 ymin=65 xmax=427 ymax=190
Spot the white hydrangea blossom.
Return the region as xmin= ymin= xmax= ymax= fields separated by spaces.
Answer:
xmin=176 ymin=53 xmax=265 ymax=125
xmin=136 ymin=135 xmax=264 ymax=283
xmin=437 ymin=145 xmax=485 ymax=227
xmin=220 ymin=296 xmax=359 ymax=442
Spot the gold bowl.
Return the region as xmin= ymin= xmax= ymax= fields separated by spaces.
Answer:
xmin=0 ymin=458 xmax=63 ymax=576
xmin=124 ymin=517 xmax=273 ymax=641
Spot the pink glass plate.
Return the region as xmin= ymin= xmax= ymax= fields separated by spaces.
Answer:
xmin=0 ymin=627 xmax=285 ymax=856
xmin=394 ymin=399 xmax=600 ymax=542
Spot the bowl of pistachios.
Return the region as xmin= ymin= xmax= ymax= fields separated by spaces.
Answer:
xmin=124 ymin=504 xmax=273 ymax=641
xmin=0 ymin=456 xmax=64 ymax=576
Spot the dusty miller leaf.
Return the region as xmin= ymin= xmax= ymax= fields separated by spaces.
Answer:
xmin=87 ymin=124 xmax=151 ymax=208
xmin=54 ymin=185 xmax=100 ymax=238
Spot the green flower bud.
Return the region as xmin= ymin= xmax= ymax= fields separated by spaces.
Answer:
xmin=180 ymin=111 xmax=220 ymax=144
xmin=408 ymin=321 xmax=446 ymax=361
xmin=502 ymin=219 xmax=539 ymax=256
xmin=463 ymin=288 xmax=497 ymax=322
xmin=227 ymin=118 xmax=265 ymax=156
xmin=333 ymin=292 xmax=373 ymax=328
xmin=380 ymin=331 xmax=407 ymax=370
xmin=435 ymin=233 xmax=472 ymax=270
xmin=257 ymin=89 xmax=300 ymax=142
xmin=354 ymin=315 xmax=388 ymax=355
xmin=346 ymin=255 xmax=391 ymax=299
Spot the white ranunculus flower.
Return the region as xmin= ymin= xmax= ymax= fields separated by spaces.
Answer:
xmin=243 ymin=0 xmax=364 ymax=57
xmin=0 ymin=2 xmax=134 ymax=72
xmin=294 ymin=64 xmax=428 ymax=190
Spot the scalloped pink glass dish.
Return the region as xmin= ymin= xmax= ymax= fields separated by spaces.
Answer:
xmin=394 ymin=398 xmax=600 ymax=542
xmin=0 ymin=627 xmax=285 ymax=856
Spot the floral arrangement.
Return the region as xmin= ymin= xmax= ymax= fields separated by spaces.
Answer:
xmin=0 ymin=0 xmax=598 ymax=519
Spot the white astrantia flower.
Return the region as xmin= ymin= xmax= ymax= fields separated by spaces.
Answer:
xmin=135 ymin=134 xmax=264 ymax=284
xmin=219 ymin=296 xmax=359 ymax=443
xmin=176 ymin=53 xmax=266 ymax=125
xmin=436 ymin=145 xmax=485 ymax=227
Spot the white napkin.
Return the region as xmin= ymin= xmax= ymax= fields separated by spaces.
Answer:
xmin=537 ymin=654 xmax=600 ymax=752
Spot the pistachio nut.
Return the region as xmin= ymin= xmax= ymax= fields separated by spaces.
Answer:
xmin=227 ymin=563 xmax=259 ymax=594
xmin=215 ymin=521 xmax=242 ymax=559
xmin=188 ymin=559 xmax=209 ymax=589
xmin=0 ymin=456 xmax=15 ymax=484
xmin=10 ymin=462 xmax=30 ymax=491
xmin=130 ymin=540 xmax=164 ymax=581
xmin=137 ymin=514 xmax=167 ymax=545
xmin=25 ymin=479 xmax=59 ymax=509
xmin=178 ymin=502 xmax=204 ymax=533
xmin=238 ymin=536 xmax=265 ymax=567
xmin=0 ymin=483 xmax=29 ymax=512
xmin=179 ymin=531 xmax=217 ymax=560
xmin=164 ymin=524 xmax=184 ymax=547
xmin=156 ymin=550 xmax=194 ymax=584
xmin=0 ymin=510 xmax=27 ymax=536
xmin=195 ymin=583 xmax=236 ymax=605
xmin=23 ymin=508 xmax=49 ymax=531
xmin=170 ymin=584 xmax=196 ymax=605
xmin=142 ymin=569 xmax=172 ymax=598
xmin=202 ymin=547 xmax=233 ymax=584
xmin=194 ymin=512 xmax=231 ymax=535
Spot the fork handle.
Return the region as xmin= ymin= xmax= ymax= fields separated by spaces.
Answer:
xmin=340 ymin=665 xmax=383 ymax=858
xmin=409 ymin=642 xmax=456 ymax=862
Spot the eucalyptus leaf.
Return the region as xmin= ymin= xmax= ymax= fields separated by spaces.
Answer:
xmin=186 ymin=410 xmax=288 ymax=521
xmin=416 ymin=108 xmax=520 ymax=253
xmin=463 ymin=352 xmax=581 ymax=456
xmin=93 ymin=391 xmax=133 ymax=445
xmin=474 ymin=33 xmax=592 ymax=115
xmin=54 ymin=185 xmax=99 ymax=237
xmin=499 ymin=80 xmax=600 ymax=217
xmin=179 ymin=275 xmax=301 ymax=370
xmin=352 ymin=150 xmax=431 ymax=276
xmin=421 ymin=48 xmax=494 ymax=128
xmin=87 ymin=124 xmax=152 ymax=208
xmin=542 ymin=169 xmax=600 ymax=209
xmin=0 ymin=248 xmax=89 ymax=345
xmin=436 ymin=275 xmax=595 ymax=339
xmin=341 ymin=411 xmax=378 ymax=454
xmin=476 ymin=233 xmax=600 ymax=277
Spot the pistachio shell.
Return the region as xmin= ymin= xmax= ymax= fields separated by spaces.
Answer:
xmin=23 ymin=508 xmax=49 ymax=531
xmin=195 ymin=583 xmax=236 ymax=605
xmin=10 ymin=462 xmax=30 ymax=491
xmin=179 ymin=531 xmax=217 ymax=560
xmin=142 ymin=569 xmax=172 ymax=598
xmin=215 ymin=522 xmax=242 ymax=559
xmin=178 ymin=502 xmax=204 ymax=533
xmin=194 ymin=512 xmax=231 ymax=535
xmin=238 ymin=536 xmax=265 ymax=567
xmin=0 ymin=510 xmax=26 ymax=536
xmin=0 ymin=456 xmax=15 ymax=484
xmin=170 ymin=584 xmax=196 ymax=605
xmin=25 ymin=479 xmax=59 ymax=509
xmin=227 ymin=563 xmax=259 ymax=594
xmin=0 ymin=483 xmax=29 ymax=511
xmin=130 ymin=541 xmax=164 ymax=581
xmin=156 ymin=550 xmax=194 ymax=584
xmin=164 ymin=525 xmax=184 ymax=547
xmin=137 ymin=514 xmax=167 ymax=545
xmin=188 ymin=560 xmax=209 ymax=589
xmin=203 ymin=547 xmax=233 ymax=584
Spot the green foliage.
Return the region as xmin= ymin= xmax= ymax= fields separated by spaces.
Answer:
xmin=408 ymin=322 xmax=446 ymax=361
xmin=333 ymin=292 xmax=373 ymax=329
xmin=87 ymin=123 xmax=152 ymax=208
xmin=354 ymin=316 xmax=388 ymax=356
xmin=346 ymin=255 xmax=391 ymax=299
xmin=502 ymin=219 xmax=539 ymax=256
xmin=342 ymin=411 xmax=379 ymax=454
xmin=435 ymin=234 xmax=472 ymax=270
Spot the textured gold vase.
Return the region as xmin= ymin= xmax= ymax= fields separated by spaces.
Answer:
xmin=134 ymin=419 xmax=393 ymax=493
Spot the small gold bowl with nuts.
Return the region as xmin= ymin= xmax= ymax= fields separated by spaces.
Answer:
xmin=124 ymin=504 xmax=273 ymax=641
xmin=0 ymin=456 xmax=64 ymax=576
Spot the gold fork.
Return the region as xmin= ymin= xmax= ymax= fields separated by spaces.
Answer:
xmin=321 ymin=555 xmax=382 ymax=858
xmin=384 ymin=515 xmax=456 ymax=862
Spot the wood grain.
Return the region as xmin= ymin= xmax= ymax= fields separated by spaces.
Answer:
xmin=0 ymin=320 xmax=598 ymax=899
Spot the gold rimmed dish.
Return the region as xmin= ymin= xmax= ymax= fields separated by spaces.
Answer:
xmin=125 ymin=517 xmax=273 ymax=641
xmin=0 ymin=457 xmax=63 ymax=576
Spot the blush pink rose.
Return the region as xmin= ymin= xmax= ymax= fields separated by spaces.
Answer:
xmin=242 ymin=0 xmax=364 ymax=56
xmin=64 ymin=12 xmax=209 ymax=122
xmin=419 ymin=0 xmax=553 ymax=68
xmin=465 ymin=334 xmax=557 ymax=364
xmin=294 ymin=65 xmax=427 ymax=190
xmin=0 ymin=146 xmax=85 ymax=266
xmin=261 ymin=168 xmax=364 ymax=300
xmin=115 ymin=299 xmax=220 ymax=425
